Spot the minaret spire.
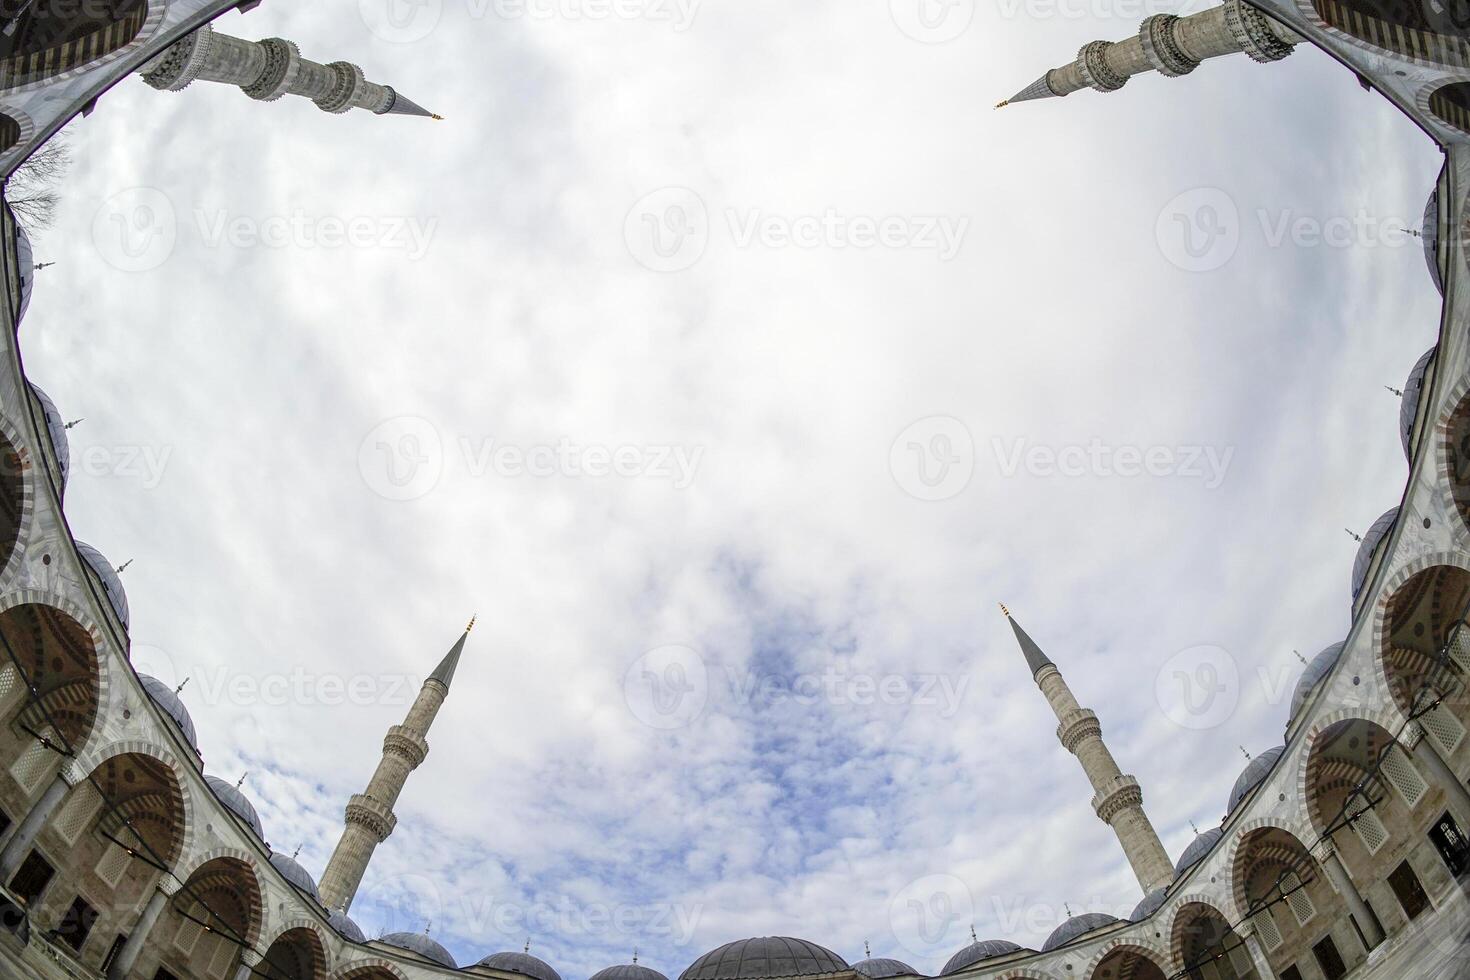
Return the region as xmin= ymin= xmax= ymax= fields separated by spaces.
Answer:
xmin=1002 ymin=608 xmax=1174 ymax=895
xmin=997 ymin=0 xmax=1299 ymax=108
xmin=138 ymin=23 xmax=441 ymax=120
xmin=318 ymin=621 xmax=473 ymax=912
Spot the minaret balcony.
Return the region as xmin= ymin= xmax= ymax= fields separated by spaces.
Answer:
xmin=1056 ymin=709 xmax=1102 ymax=754
xmin=384 ymin=725 xmax=429 ymax=768
xmin=346 ymin=793 xmax=398 ymax=842
xmin=1091 ymin=774 xmax=1144 ymax=823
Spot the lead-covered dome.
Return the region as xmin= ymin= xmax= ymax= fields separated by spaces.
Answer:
xmin=852 ymin=958 xmax=917 ymax=979
xmin=1041 ymin=913 xmax=1118 ymax=952
xmin=1401 ymin=349 xmax=1436 ymax=460
xmin=15 ymin=220 xmax=33 ymax=320
xmin=138 ymin=674 xmax=197 ymax=749
xmin=1175 ymin=827 xmax=1224 ymax=876
xmin=1425 ymin=189 xmax=1442 ymax=293
xmin=382 ymin=931 xmax=456 ymax=968
xmin=680 ymin=938 xmax=848 ymax=980
xmin=941 ymin=940 xmax=1023 ymax=974
xmin=29 ymin=383 xmax=67 ymax=488
xmin=479 ymin=950 xmax=562 ymax=980
xmin=1131 ymin=887 xmax=1167 ymax=921
xmin=1290 ymin=642 xmax=1345 ymax=724
xmin=75 ymin=541 xmax=129 ymax=628
xmin=1228 ymin=746 xmax=1285 ymax=816
xmin=204 ymin=775 xmax=264 ymax=840
xmin=1352 ymin=509 xmax=1398 ymax=600
xmin=269 ymin=851 xmax=320 ymax=902
xmin=328 ymin=907 xmax=365 ymax=944
xmin=591 ymin=965 xmax=670 ymax=980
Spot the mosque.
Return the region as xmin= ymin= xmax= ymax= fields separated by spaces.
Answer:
xmin=0 ymin=1 xmax=1465 ymax=979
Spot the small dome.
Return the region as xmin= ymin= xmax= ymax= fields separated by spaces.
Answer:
xmin=591 ymin=965 xmax=671 ymax=980
xmin=138 ymin=674 xmax=197 ymax=749
xmin=478 ymin=950 xmax=561 ymax=980
xmin=1228 ymin=746 xmax=1285 ymax=816
xmin=1290 ymin=642 xmax=1345 ymax=724
xmin=941 ymin=940 xmax=1023 ymax=974
xmin=1401 ymin=349 xmax=1436 ymax=460
xmin=204 ymin=775 xmax=264 ymax=840
xmin=680 ymin=938 xmax=849 ymax=980
xmin=1425 ymin=190 xmax=1442 ymax=293
xmin=1131 ymin=888 xmax=1167 ymax=922
xmin=1041 ymin=913 xmax=1118 ymax=952
xmin=328 ymin=907 xmax=365 ymax=944
xmin=15 ymin=220 xmax=33 ymax=321
xmin=1352 ymin=509 xmax=1398 ymax=600
xmin=29 ymin=383 xmax=68 ymax=488
xmin=1175 ymin=827 xmax=1224 ymax=876
xmin=382 ymin=932 xmax=455 ymax=968
xmin=268 ymin=851 xmax=319 ymax=902
xmin=75 ymin=541 xmax=129 ymax=629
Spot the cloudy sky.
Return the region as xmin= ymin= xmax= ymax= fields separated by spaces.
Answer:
xmin=17 ymin=0 xmax=1449 ymax=974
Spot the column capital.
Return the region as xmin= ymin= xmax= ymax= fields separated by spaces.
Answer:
xmin=240 ymin=949 xmax=262 ymax=967
xmin=1311 ymin=837 xmax=1337 ymax=865
xmin=158 ymin=876 xmax=181 ymax=897
xmin=1401 ymin=720 xmax=1428 ymax=750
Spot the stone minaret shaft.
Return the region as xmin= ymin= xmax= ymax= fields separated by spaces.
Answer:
xmin=998 ymin=0 xmax=1299 ymax=107
xmin=318 ymin=621 xmax=472 ymax=913
xmin=138 ymin=23 xmax=440 ymax=119
xmin=1002 ymin=607 xmax=1174 ymax=895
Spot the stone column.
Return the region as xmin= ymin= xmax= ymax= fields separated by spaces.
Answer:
xmin=1313 ymin=840 xmax=1385 ymax=950
xmin=106 ymin=878 xmax=179 ymax=980
xmin=0 ymin=759 xmax=83 ymax=883
xmin=1238 ymin=926 xmax=1274 ymax=979
xmin=232 ymin=949 xmax=261 ymax=980
xmin=1405 ymin=722 xmax=1470 ymax=820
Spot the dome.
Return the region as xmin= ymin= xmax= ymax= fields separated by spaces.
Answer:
xmin=204 ymin=775 xmax=264 ymax=840
xmin=680 ymin=938 xmax=849 ymax=980
xmin=1425 ymin=190 xmax=1442 ymax=293
xmin=1131 ymin=887 xmax=1167 ymax=921
xmin=75 ymin=540 xmax=129 ymax=629
xmin=591 ymin=965 xmax=671 ymax=980
xmin=15 ymin=220 xmax=33 ymax=320
xmin=1175 ymin=827 xmax=1224 ymax=876
xmin=941 ymin=941 xmax=1023 ymax=974
xmin=328 ymin=907 xmax=365 ymax=944
xmin=1401 ymin=349 xmax=1435 ymax=460
xmin=479 ymin=950 xmax=561 ymax=980
xmin=268 ymin=851 xmax=319 ymax=902
xmin=29 ymin=383 xmax=68 ymax=488
xmin=1352 ymin=509 xmax=1398 ymax=600
xmin=1290 ymin=642 xmax=1346 ymax=723
xmin=382 ymin=931 xmax=456 ymax=968
xmin=138 ymin=674 xmax=197 ymax=749
xmin=852 ymin=958 xmax=917 ymax=979
xmin=1228 ymin=746 xmax=1285 ymax=816
xmin=1041 ymin=913 xmax=1118 ymax=952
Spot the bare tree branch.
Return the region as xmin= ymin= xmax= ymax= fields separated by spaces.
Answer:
xmin=5 ymin=137 xmax=69 ymax=229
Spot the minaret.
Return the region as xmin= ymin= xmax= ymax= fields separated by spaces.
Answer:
xmin=138 ymin=23 xmax=441 ymax=119
xmin=997 ymin=0 xmax=1299 ymax=108
xmin=318 ymin=619 xmax=473 ymax=912
xmin=1001 ymin=606 xmax=1174 ymax=895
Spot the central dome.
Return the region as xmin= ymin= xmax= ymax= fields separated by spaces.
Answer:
xmin=680 ymin=938 xmax=848 ymax=980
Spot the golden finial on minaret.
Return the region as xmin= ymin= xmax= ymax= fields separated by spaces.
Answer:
xmin=999 ymin=603 xmax=1012 ymax=618
xmin=466 ymin=615 xmax=476 ymax=633
xmin=995 ymin=100 xmax=1009 ymax=109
